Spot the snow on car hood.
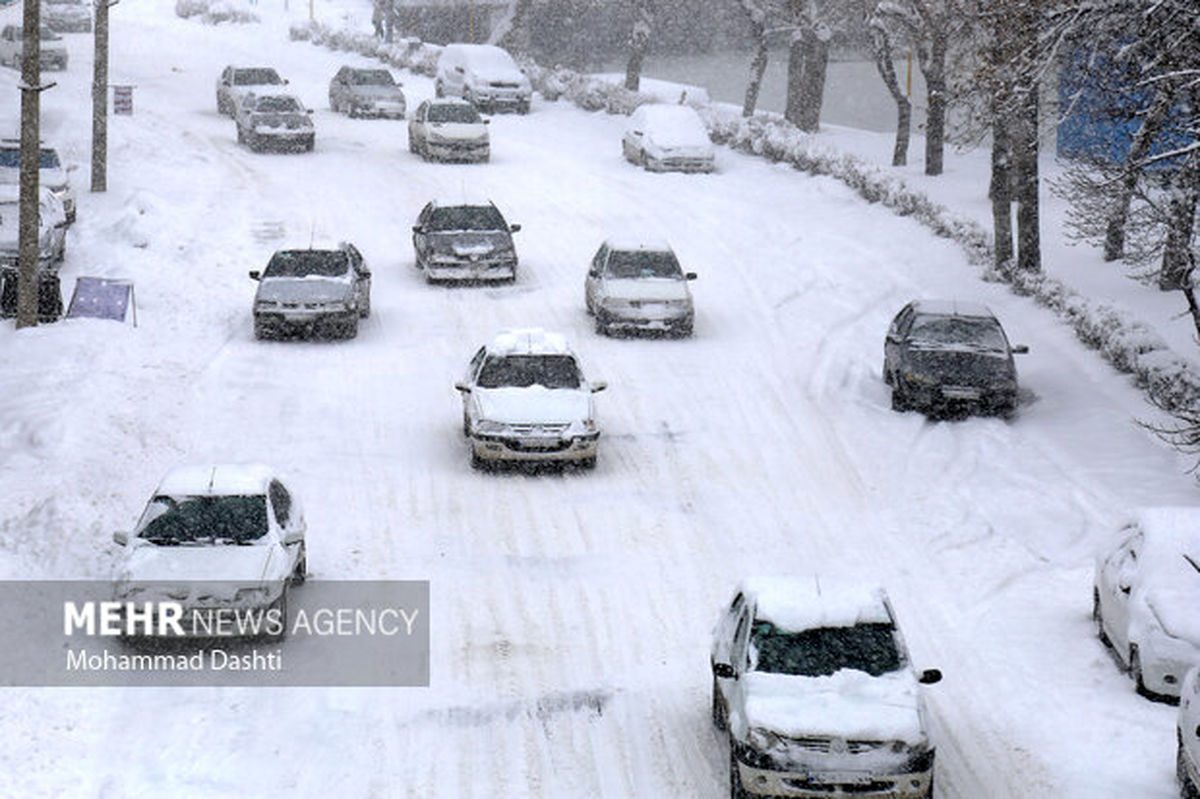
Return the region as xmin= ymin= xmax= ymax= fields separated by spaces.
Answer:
xmin=1145 ymin=585 xmax=1200 ymax=645
xmin=427 ymin=122 xmax=488 ymax=141
xmin=431 ymin=231 xmax=510 ymax=257
xmin=118 ymin=540 xmax=279 ymax=589
xmin=742 ymin=669 xmax=925 ymax=745
xmin=602 ymin=278 xmax=690 ymax=302
xmin=257 ymin=276 xmax=352 ymax=304
xmin=475 ymin=386 xmax=591 ymax=426
xmin=350 ymin=86 xmax=405 ymax=101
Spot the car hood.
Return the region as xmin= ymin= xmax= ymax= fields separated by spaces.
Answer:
xmin=430 ymin=231 xmax=510 ymax=256
xmin=348 ymin=86 xmax=405 ymax=101
xmin=474 ymin=66 xmax=528 ymax=86
xmin=426 ymin=122 xmax=488 ymax=141
xmin=257 ymin=277 xmax=353 ymax=304
xmin=904 ymin=347 xmax=1014 ymax=385
xmin=601 ymin=278 xmax=691 ymax=302
xmin=251 ymin=112 xmax=312 ymax=129
xmin=475 ymin=386 xmax=591 ymax=425
xmin=117 ymin=541 xmax=279 ymax=589
xmin=1145 ymin=586 xmax=1200 ymax=645
xmin=741 ymin=669 xmax=925 ymax=745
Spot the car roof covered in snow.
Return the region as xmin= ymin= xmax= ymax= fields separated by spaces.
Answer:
xmin=740 ymin=576 xmax=894 ymax=631
xmin=486 ymin=328 xmax=572 ymax=357
xmin=429 ymin=194 xmax=497 ymax=210
xmin=603 ymin=236 xmax=673 ymax=253
xmin=428 ymin=97 xmax=475 ymax=108
xmin=1121 ymin=508 xmax=1200 ymax=644
xmin=155 ymin=464 xmax=276 ymax=497
xmin=911 ymin=299 xmax=995 ymax=319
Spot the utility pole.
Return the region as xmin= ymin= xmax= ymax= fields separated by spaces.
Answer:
xmin=16 ymin=0 xmax=43 ymax=328
xmin=91 ymin=0 xmax=114 ymax=193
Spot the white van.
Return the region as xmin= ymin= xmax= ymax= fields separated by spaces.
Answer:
xmin=435 ymin=43 xmax=531 ymax=114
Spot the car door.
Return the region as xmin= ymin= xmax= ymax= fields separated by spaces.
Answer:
xmin=1099 ymin=532 xmax=1140 ymax=657
xmin=462 ymin=346 xmax=487 ymax=423
xmin=720 ymin=603 xmax=754 ymax=730
xmin=413 ymin=202 xmax=433 ymax=266
xmin=884 ymin=303 xmax=915 ymax=379
xmin=585 ymin=244 xmax=607 ymax=313
xmin=330 ymin=67 xmax=347 ymax=110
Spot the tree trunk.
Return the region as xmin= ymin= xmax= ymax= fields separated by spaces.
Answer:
xmin=796 ymin=28 xmax=828 ymax=133
xmin=742 ymin=19 xmax=769 ymax=118
xmin=624 ymin=5 xmax=652 ymax=92
xmin=922 ymin=29 xmax=947 ymax=176
xmin=1104 ymin=85 xmax=1175 ymax=261
xmin=870 ymin=32 xmax=910 ymax=166
xmin=496 ymin=0 xmax=533 ymax=53
xmin=990 ymin=115 xmax=1014 ymax=271
xmin=1013 ymin=82 xmax=1041 ymax=273
xmin=785 ymin=33 xmax=805 ymax=127
xmin=1159 ymin=147 xmax=1199 ymax=291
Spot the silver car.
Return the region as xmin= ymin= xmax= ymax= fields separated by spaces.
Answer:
xmin=412 ymin=199 xmax=519 ymax=283
xmin=234 ymin=93 xmax=315 ymax=153
xmin=0 ymin=24 xmax=67 ymax=70
xmin=585 ymin=238 xmax=696 ymax=337
xmin=42 ymin=0 xmax=92 ymax=33
xmin=329 ymin=66 xmax=406 ymax=119
xmin=216 ymin=65 xmax=287 ymax=116
xmin=250 ymin=243 xmax=371 ymax=340
xmin=407 ymin=99 xmax=489 ymax=163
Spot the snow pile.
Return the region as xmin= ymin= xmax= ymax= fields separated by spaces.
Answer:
xmin=174 ymin=0 xmax=259 ymax=25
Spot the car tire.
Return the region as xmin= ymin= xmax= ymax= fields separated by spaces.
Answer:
xmin=1093 ymin=589 xmax=1111 ymax=647
xmin=1130 ymin=647 xmax=1150 ymax=698
xmin=253 ymin=319 xmax=272 ymax=341
xmin=265 ymin=589 xmax=288 ymax=643
xmin=470 ymin=450 xmax=487 ymax=471
xmin=579 ymin=456 xmax=597 ymax=470
xmin=729 ymin=749 xmax=748 ymax=799
xmin=305 ymin=138 xmax=315 ymax=153
xmin=595 ymin=316 xmax=608 ymax=336
xmin=711 ymin=675 xmax=727 ymax=731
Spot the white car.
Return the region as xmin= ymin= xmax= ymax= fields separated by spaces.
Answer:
xmin=0 ymin=139 xmax=76 ymax=223
xmin=1094 ymin=507 xmax=1200 ymax=700
xmin=112 ymin=464 xmax=307 ymax=640
xmin=42 ymin=0 xmax=92 ymax=33
xmin=1180 ymin=666 xmax=1200 ymax=798
xmin=0 ymin=184 xmax=67 ymax=272
xmin=234 ymin=93 xmax=315 ymax=153
xmin=435 ymin=43 xmax=531 ymax=114
xmin=328 ymin=65 xmax=406 ymax=119
xmin=585 ymin=237 xmax=696 ymax=337
xmin=711 ymin=577 xmax=941 ymax=799
xmin=455 ymin=329 xmax=606 ymax=469
xmin=408 ymin=98 xmax=489 ymax=162
xmin=216 ymin=65 xmax=287 ymax=116
xmin=0 ymin=24 xmax=67 ymax=70
xmin=622 ymin=104 xmax=715 ymax=173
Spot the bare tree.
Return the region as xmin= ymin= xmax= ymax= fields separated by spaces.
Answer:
xmin=865 ymin=8 xmax=911 ymax=166
xmin=624 ymin=0 xmax=654 ymax=92
xmin=738 ymin=0 xmax=777 ymax=117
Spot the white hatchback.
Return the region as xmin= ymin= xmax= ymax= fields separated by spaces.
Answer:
xmin=622 ymin=104 xmax=715 ymax=173
xmin=585 ymin=237 xmax=696 ymax=337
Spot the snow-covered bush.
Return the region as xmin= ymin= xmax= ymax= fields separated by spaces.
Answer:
xmin=175 ymin=0 xmax=258 ymax=24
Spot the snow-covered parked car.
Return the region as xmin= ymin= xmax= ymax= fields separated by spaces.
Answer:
xmin=1179 ymin=666 xmax=1200 ymax=797
xmin=455 ymin=328 xmax=606 ymax=469
xmin=328 ymin=65 xmax=406 ymax=119
xmin=883 ymin=299 xmax=1028 ymax=417
xmin=250 ymin=243 xmax=370 ymax=340
xmin=1094 ymin=507 xmax=1200 ymax=701
xmin=42 ymin=0 xmax=92 ymax=33
xmin=234 ymin=92 xmax=315 ymax=153
xmin=711 ymin=577 xmax=942 ymax=799
xmin=407 ymin=98 xmax=489 ymax=162
xmin=111 ymin=464 xmax=307 ymax=641
xmin=0 ymin=183 xmax=67 ymax=272
xmin=435 ymin=43 xmax=532 ymax=114
xmin=0 ymin=139 xmax=76 ymax=223
xmin=412 ymin=198 xmax=520 ymax=283
xmin=585 ymin=237 xmax=696 ymax=337
xmin=0 ymin=24 xmax=67 ymax=70
xmin=622 ymin=104 xmax=715 ymax=173
xmin=216 ymin=65 xmax=287 ymax=116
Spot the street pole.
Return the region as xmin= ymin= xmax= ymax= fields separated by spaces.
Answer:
xmin=16 ymin=0 xmax=43 ymax=328
xmin=91 ymin=0 xmax=113 ymax=193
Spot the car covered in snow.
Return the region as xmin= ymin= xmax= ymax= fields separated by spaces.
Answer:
xmin=0 ymin=183 xmax=67 ymax=272
xmin=711 ymin=577 xmax=941 ymax=799
xmin=0 ymin=139 xmax=76 ymax=223
xmin=407 ymin=98 xmax=489 ymax=163
xmin=0 ymin=24 xmax=67 ymax=70
xmin=412 ymin=198 xmax=520 ymax=283
xmin=883 ymin=299 xmax=1028 ymax=417
xmin=622 ymin=103 xmax=715 ymax=173
xmin=585 ymin=237 xmax=696 ymax=336
xmin=234 ymin=92 xmax=315 ymax=153
xmin=1094 ymin=507 xmax=1200 ymax=701
xmin=111 ymin=464 xmax=307 ymax=641
xmin=250 ymin=242 xmax=371 ymax=340
xmin=455 ymin=328 xmax=606 ymax=469
xmin=216 ymin=65 xmax=287 ymax=116
xmin=1180 ymin=666 xmax=1200 ymax=797
xmin=435 ymin=43 xmax=531 ymax=114
xmin=42 ymin=0 xmax=92 ymax=33
xmin=328 ymin=65 xmax=406 ymax=119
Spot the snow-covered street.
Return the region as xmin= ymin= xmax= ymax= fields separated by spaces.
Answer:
xmin=0 ymin=2 xmax=1195 ymax=796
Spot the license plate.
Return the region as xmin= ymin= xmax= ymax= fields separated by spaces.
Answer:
xmin=942 ymin=387 xmax=981 ymax=400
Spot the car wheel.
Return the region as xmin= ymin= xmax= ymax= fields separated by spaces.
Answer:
xmin=1130 ymin=647 xmax=1150 ymax=698
xmin=1093 ymin=589 xmax=1111 ymax=647
xmin=408 ymin=134 xmax=416 ymax=153
xmin=729 ymin=748 xmax=748 ymax=799
xmin=595 ymin=315 xmax=608 ymax=336
xmin=265 ymin=589 xmax=288 ymax=642
xmin=290 ymin=544 xmax=307 ymax=585
xmin=470 ymin=450 xmax=487 ymax=471
xmin=343 ymin=318 xmax=359 ymax=340
xmin=236 ymin=126 xmax=244 ymax=144
xmin=579 ymin=456 xmax=596 ymax=470
xmin=253 ymin=319 xmax=272 ymax=341
xmin=305 ymin=137 xmax=315 ymax=153
xmin=890 ymin=383 xmax=908 ymax=412
xmin=711 ymin=675 xmax=727 ymax=731
xmin=359 ymin=296 xmax=370 ymax=319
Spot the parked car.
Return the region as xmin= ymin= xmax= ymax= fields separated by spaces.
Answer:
xmin=622 ymin=104 xmax=715 ymax=173
xmin=111 ymin=464 xmax=307 ymax=641
xmin=328 ymin=65 xmax=406 ymax=119
xmin=216 ymin=65 xmax=287 ymax=116
xmin=455 ymin=328 xmax=606 ymax=469
xmin=234 ymin=93 xmax=315 ymax=153
xmin=1094 ymin=507 xmax=1200 ymax=701
xmin=412 ymin=199 xmax=519 ymax=283
xmin=0 ymin=25 xmax=67 ymax=70
xmin=585 ymin=238 xmax=696 ymax=337
xmin=250 ymin=243 xmax=371 ymax=340
xmin=42 ymin=0 xmax=92 ymax=33
xmin=0 ymin=183 xmax=67 ymax=272
xmin=407 ymin=99 xmax=489 ymax=162
xmin=0 ymin=139 xmax=76 ymax=223
xmin=711 ymin=577 xmax=941 ymax=799
xmin=1180 ymin=666 xmax=1200 ymax=798
xmin=435 ymin=43 xmax=531 ymax=114
xmin=883 ymin=299 xmax=1028 ymax=417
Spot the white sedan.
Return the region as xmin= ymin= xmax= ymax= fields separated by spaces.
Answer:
xmin=622 ymin=103 xmax=715 ymax=173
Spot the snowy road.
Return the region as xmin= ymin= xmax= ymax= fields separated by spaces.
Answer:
xmin=0 ymin=3 xmax=1196 ymax=796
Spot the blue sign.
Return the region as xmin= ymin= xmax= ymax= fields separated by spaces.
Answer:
xmin=66 ymin=277 xmax=134 ymax=324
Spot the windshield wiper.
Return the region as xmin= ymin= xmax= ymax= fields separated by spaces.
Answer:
xmin=1183 ymin=553 xmax=1200 ymax=576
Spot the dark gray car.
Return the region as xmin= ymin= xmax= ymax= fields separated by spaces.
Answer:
xmin=411 ymin=200 xmax=519 ymax=284
xmin=883 ymin=299 xmax=1028 ymax=417
xmin=250 ymin=244 xmax=370 ymax=340
xmin=328 ymin=66 xmax=406 ymax=118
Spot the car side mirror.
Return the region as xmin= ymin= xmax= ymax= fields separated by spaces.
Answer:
xmin=454 ymin=66 xmax=464 ymax=73
xmin=919 ymin=669 xmax=942 ymax=685
xmin=591 ymin=381 xmax=607 ymax=393
xmin=482 ymin=119 xmax=491 ymax=125
xmin=631 ymin=130 xmax=643 ymax=137
xmin=112 ymin=531 xmax=129 ymax=546
xmin=283 ymin=78 xmax=290 ymax=85
xmin=249 ymin=270 xmax=261 ymax=280
xmin=412 ymin=225 xmax=424 ymax=234
xmin=509 ymin=224 xmax=521 ymax=233
xmin=1119 ymin=584 xmax=1131 ymax=595
xmin=54 ymin=220 xmax=67 ymax=229
xmin=454 ymin=382 xmax=470 ymax=393
xmin=1195 ymin=724 xmax=1200 ymax=739
xmin=685 ymin=272 xmax=697 ymax=280
xmin=1011 ymin=344 xmax=1029 ymax=354
xmin=712 ymin=662 xmax=736 ymax=679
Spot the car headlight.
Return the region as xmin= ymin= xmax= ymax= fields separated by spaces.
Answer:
xmin=475 ymin=419 xmax=509 ymax=435
xmin=431 ymin=253 xmax=461 ymax=264
xmin=599 ymin=297 xmax=636 ymax=312
xmin=234 ymin=587 xmax=270 ymax=605
xmin=747 ymin=727 xmax=785 ymax=753
xmin=903 ymin=370 xmax=938 ymax=386
xmin=255 ymin=299 xmax=280 ymax=310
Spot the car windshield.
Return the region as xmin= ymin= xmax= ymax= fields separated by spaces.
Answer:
xmin=477 ymin=355 xmax=581 ymax=389
xmin=135 ymin=495 xmax=268 ymax=544
xmin=910 ymin=315 xmax=1007 ymax=352
xmin=254 ymin=96 xmax=301 ymax=114
xmin=428 ymin=205 xmax=506 ymax=232
xmin=0 ymin=149 xmax=61 ymax=169
xmin=352 ymin=70 xmax=394 ymax=86
xmin=264 ymin=250 xmax=349 ymax=278
xmin=605 ymin=250 xmax=682 ymax=279
xmin=235 ymin=69 xmax=283 ymax=86
xmin=750 ymin=620 xmax=902 ymax=678
xmin=428 ymin=104 xmax=481 ymax=124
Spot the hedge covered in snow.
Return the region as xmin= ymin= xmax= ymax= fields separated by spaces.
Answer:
xmin=175 ymin=0 xmax=259 ymax=25
xmin=287 ymin=19 xmax=1200 ymax=416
